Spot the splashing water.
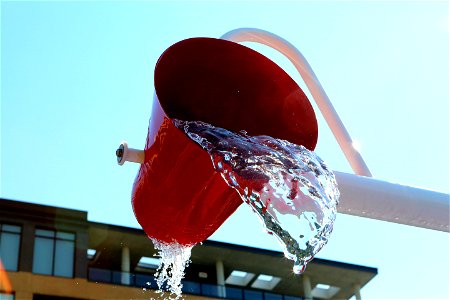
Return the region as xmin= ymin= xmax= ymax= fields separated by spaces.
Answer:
xmin=174 ymin=119 xmax=340 ymax=274
xmin=151 ymin=239 xmax=193 ymax=299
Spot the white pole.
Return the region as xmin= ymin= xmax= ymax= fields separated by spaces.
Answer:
xmin=302 ymin=275 xmax=313 ymax=299
xmin=121 ymin=246 xmax=131 ymax=285
xmin=216 ymin=260 xmax=226 ymax=297
xmin=221 ymin=28 xmax=372 ymax=177
xmin=335 ymin=171 xmax=449 ymax=232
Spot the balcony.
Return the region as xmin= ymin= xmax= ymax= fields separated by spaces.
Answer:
xmin=88 ymin=268 xmax=304 ymax=300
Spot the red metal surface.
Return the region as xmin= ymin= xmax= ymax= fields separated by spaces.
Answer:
xmin=132 ymin=38 xmax=318 ymax=245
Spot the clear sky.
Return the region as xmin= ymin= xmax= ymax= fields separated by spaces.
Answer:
xmin=1 ymin=1 xmax=449 ymax=299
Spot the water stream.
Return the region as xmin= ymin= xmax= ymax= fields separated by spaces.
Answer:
xmin=151 ymin=239 xmax=193 ymax=299
xmin=152 ymin=119 xmax=339 ymax=298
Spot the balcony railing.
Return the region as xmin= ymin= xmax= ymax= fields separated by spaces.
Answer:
xmin=88 ymin=268 xmax=304 ymax=300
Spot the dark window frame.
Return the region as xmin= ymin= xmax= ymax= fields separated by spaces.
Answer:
xmin=0 ymin=223 xmax=22 ymax=272
xmin=32 ymin=228 xmax=76 ymax=278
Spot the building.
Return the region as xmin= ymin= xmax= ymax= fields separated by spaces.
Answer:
xmin=0 ymin=198 xmax=377 ymax=300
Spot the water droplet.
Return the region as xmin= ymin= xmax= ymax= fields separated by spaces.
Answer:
xmin=293 ymin=263 xmax=306 ymax=274
xmin=228 ymin=173 xmax=239 ymax=187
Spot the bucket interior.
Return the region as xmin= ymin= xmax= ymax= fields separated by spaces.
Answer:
xmin=154 ymin=37 xmax=318 ymax=150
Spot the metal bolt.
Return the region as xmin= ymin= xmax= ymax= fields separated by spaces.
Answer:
xmin=116 ymin=144 xmax=125 ymax=164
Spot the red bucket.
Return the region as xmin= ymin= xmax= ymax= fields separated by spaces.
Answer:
xmin=132 ymin=37 xmax=318 ymax=246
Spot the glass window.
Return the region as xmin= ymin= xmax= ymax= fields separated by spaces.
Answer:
xmin=284 ymin=296 xmax=302 ymax=300
xmin=136 ymin=273 xmax=156 ymax=289
xmin=181 ymin=280 xmax=201 ymax=295
xmin=111 ymin=270 xmax=134 ymax=286
xmin=201 ymin=283 xmax=220 ymax=297
xmin=56 ymin=232 xmax=75 ymax=240
xmin=35 ymin=229 xmax=55 ymax=238
xmin=264 ymin=293 xmax=283 ymax=300
xmin=0 ymin=223 xmax=22 ymax=271
xmin=32 ymin=237 xmax=54 ymax=275
xmin=0 ymin=293 xmax=14 ymax=300
xmin=88 ymin=268 xmax=111 ymax=283
xmin=2 ymin=225 xmax=21 ymax=233
xmin=54 ymin=240 xmax=74 ymax=277
xmin=225 ymin=286 xmax=244 ymax=300
xmin=243 ymin=289 xmax=263 ymax=300
xmin=32 ymin=228 xmax=75 ymax=278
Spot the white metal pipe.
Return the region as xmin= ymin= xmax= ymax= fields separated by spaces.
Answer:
xmin=221 ymin=28 xmax=372 ymax=177
xmin=335 ymin=171 xmax=449 ymax=232
xmin=116 ymin=141 xmax=145 ymax=165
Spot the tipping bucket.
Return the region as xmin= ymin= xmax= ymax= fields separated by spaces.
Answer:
xmin=131 ymin=37 xmax=318 ymax=245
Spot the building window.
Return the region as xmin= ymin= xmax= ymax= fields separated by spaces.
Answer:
xmin=32 ymin=229 xmax=75 ymax=278
xmin=0 ymin=293 xmax=14 ymax=300
xmin=0 ymin=224 xmax=22 ymax=271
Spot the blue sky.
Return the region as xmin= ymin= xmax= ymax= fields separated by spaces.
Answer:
xmin=1 ymin=1 xmax=448 ymax=299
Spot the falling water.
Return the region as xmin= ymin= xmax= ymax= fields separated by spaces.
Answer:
xmin=151 ymin=119 xmax=339 ymax=298
xmin=174 ymin=119 xmax=340 ymax=274
xmin=151 ymin=239 xmax=193 ymax=299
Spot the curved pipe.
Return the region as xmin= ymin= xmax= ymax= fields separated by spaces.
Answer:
xmin=221 ymin=28 xmax=372 ymax=177
xmin=221 ymin=28 xmax=450 ymax=232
